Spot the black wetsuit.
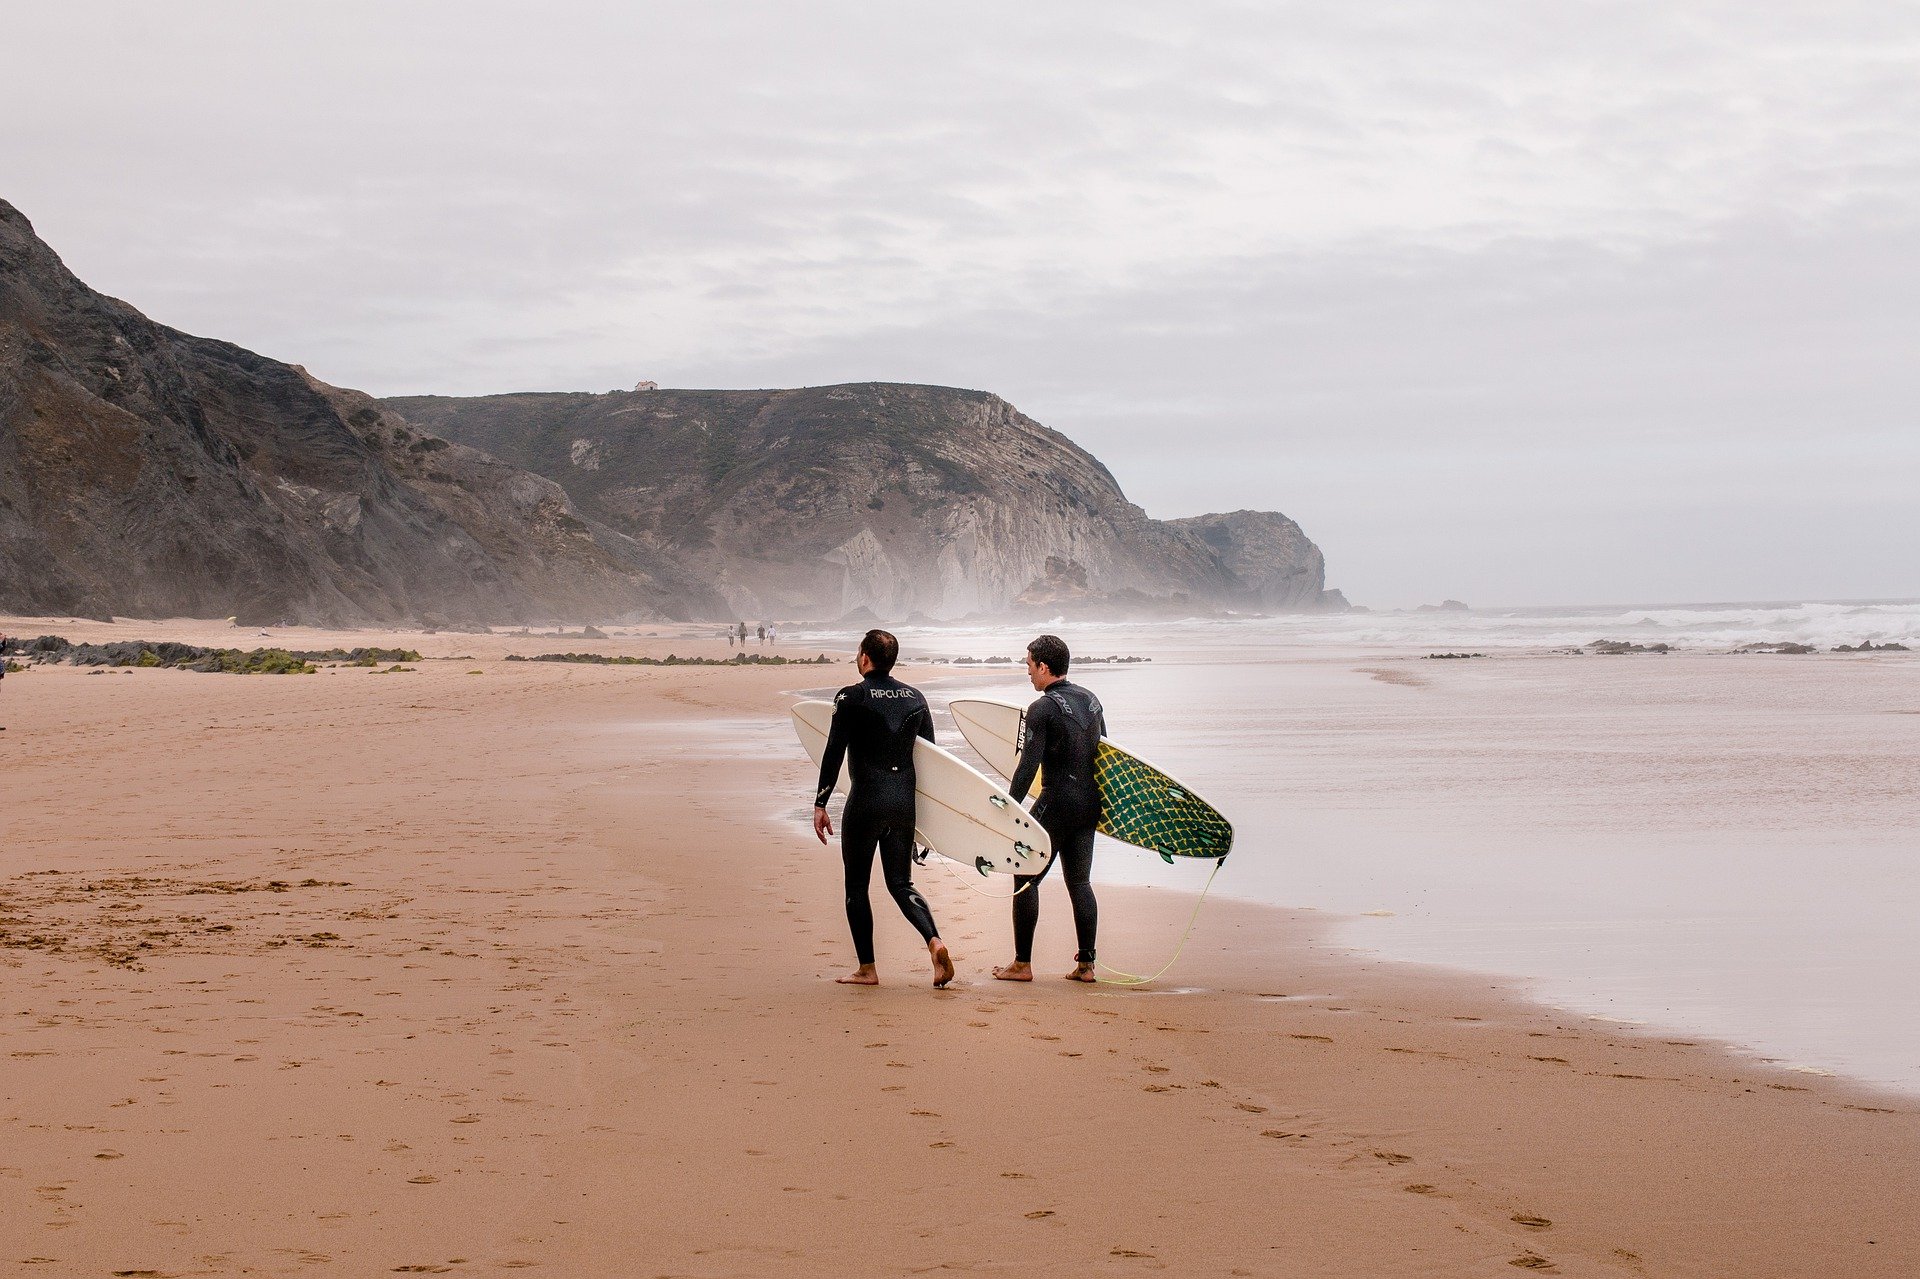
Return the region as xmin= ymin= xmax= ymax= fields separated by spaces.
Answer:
xmin=815 ymin=672 xmax=940 ymax=964
xmin=1007 ymin=679 xmax=1105 ymax=964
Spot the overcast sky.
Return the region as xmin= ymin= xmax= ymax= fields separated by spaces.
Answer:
xmin=5 ymin=1 xmax=1916 ymax=607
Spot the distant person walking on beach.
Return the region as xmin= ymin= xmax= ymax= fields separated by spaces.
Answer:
xmin=0 ymin=633 xmax=8 ymax=731
xmin=812 ymin=629 xmax=955 ymax=988
xmin=737 ymin=621 xmax=748 ymax=647
xmin=995 ymin=634 xmax=1105 ymax=984
xmin=757 ymin=624 xmax=766 ymax=645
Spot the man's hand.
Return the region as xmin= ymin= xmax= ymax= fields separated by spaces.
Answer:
xmin=812 ymin=805 xmax=834 ymax=844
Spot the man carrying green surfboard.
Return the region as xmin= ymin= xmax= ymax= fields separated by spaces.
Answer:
xmin=994 ymin=634 xmax=1105 ymax=984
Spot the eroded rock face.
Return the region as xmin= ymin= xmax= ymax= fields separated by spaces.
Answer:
xmin=390 ymin=384 xmax=1343 ymax=619
xmin=0 ymin=197 xmax=1342 ymax=625
xmin=1163 ymin=510 xmax=1343 ymax=610
xmin=0 ymin=199 xmax=713 ymax=624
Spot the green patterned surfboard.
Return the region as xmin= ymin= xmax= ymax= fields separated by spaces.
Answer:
xmin=1091 ymin=739 xmax=1234 ymax=861
xmin=949 ymin=698 xmax=1233 ymax=862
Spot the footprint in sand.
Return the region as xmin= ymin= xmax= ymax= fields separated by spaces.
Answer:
xmin=1509 ymin=1254 xmax=1556 ymax=1271
xmin=1512 ymin=1214 xmax=1552 ymax=1230
xmin=1024 ymin=1210 xmax=1055 ymax=1219
xmin=1372 ymin=1151 xmax=1412 ymax=1165
xmin=1234 ymin=1103 xmax=1267 ymax=1113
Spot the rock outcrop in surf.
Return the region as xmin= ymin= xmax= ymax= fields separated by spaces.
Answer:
xmin=387 ymin=384 xmax=1347 ymax=621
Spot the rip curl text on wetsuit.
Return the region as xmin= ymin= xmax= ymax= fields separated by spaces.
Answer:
xmin=815 ymin=673 xmax=940 ymax=963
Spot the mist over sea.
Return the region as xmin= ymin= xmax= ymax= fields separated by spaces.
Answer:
xmin=788 ymin=600 xmax=1920 ymax=1093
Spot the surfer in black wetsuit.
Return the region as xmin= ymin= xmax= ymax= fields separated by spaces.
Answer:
xmin=994 ymin=634 xmax=1105 ymax=984
xmin=813 ymin=629 xmax=956 ymax=988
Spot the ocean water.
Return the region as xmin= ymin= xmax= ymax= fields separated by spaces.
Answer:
xmin=809 ymin=596 xmax=1920 ymax=658
xmin=783 ymin=601 xmax=1920 ymax=1093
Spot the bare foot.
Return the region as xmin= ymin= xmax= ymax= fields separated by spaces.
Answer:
xmin=993 ymin=961 xmax=1033 ymax=982
xmin=929 ymin=940 xmax=955 ymax=988
xmin=837 ymin=964 xmax=879 ymax=985
xmin=1064 ymin=963 xmax=1097 ymax=983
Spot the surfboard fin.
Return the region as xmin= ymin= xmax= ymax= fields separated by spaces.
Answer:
xmin=974 ymin=857 xmax=992 ymax=877
xmin=1159 ymin=851 xmax=1175 ymax=864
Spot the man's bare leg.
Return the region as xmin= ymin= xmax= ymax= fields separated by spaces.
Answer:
xmin=1064 ymin=961 xmax=1096 ymax=983
xmin=837 ymin=963 xmax=879 ymax=985
xmin=992 ymin=960 xmax=1033 ymax=982
xmin=929 ymin=938 xmax=955 ymax=988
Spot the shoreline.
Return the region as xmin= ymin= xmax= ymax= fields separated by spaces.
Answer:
xmin=2 ymin=618 xmax=1917 ymax=1275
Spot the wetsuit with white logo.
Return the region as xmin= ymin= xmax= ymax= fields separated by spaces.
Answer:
xmin=1007 ymin=679 xmax=1105 ymax=964
xmin=815 ymin=673 xmax=940 ymax=964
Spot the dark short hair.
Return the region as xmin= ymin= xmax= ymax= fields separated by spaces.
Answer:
xmin=1027 ymin=634 xmax=1069 ymax=677
xmin=860 ymin=629 xmax=899 ymax=675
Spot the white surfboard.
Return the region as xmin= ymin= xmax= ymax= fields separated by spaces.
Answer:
xmin=792 ymin=700 xmax=1053 ymax=876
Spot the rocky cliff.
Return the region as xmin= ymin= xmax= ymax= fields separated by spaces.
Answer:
xmin=0 ymin=197 xmax=1341 ymax=626
xmin=0 ymin=200 xmax=713 ymax=625
xmin=1164 ymin=510 xmax=1347 ymax=611
xmin=387 ymin=384 xmax=1345 ymax=620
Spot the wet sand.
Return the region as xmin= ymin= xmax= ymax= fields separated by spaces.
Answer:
xmin=1 ymin=617 xmax=1915 ymax=1277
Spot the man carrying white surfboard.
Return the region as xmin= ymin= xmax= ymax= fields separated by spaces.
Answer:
xmin=812 ymin=629 xmax=957 ymax=988
xmin=993 ymin=634 xmax=1106 ymax=984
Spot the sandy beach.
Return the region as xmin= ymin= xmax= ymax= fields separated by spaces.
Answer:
xmin=3 ymin=617 xmax=1916 ymax=1277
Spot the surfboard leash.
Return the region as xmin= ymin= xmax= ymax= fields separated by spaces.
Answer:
xmin=1093 ymin=857 xmax=1223 ymax=987
xmin=929 ymin=851 xmax=1036 ymax=899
